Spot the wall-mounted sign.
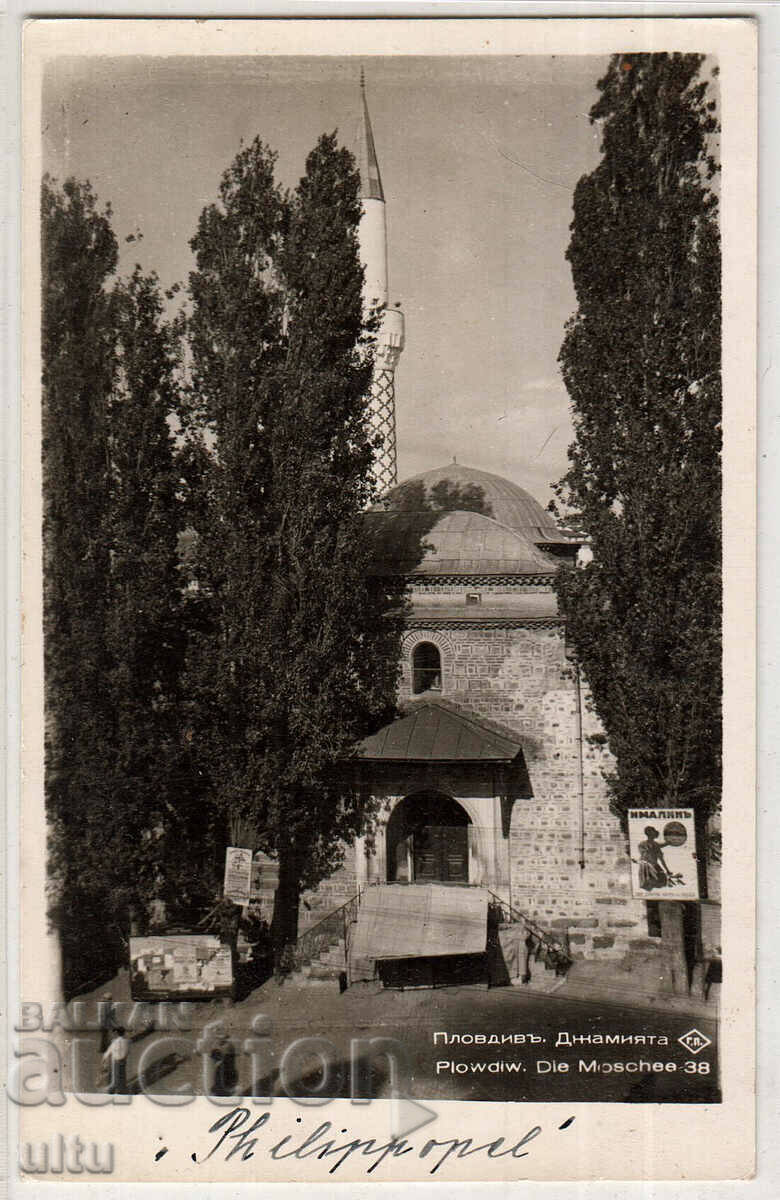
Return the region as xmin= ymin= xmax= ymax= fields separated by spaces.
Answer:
xmin=223 ymin=846 xmax=253 ymax=905
xmin=628 ymin=808 xmax=699 ymax=900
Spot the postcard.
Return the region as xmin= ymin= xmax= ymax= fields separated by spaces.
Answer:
xmin=17 ymin=15 xmax=756 ymax=1183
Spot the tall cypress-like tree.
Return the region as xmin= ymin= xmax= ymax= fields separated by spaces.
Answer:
xmin=103 ymin=266 xmax=204 ymax=925
xmin=43 ymin=176 xmax=120 ymax=991
xmin=183 ymin=134 xmax=403 ymax=960
xmin=261 ymin=135 xmax=402 ymax=953
xmin=42 ymin=178 xmax=195 ymax=993
xmin=181 ymin=138 xmax=288 ymax=884
xmin=553 ymin=55 xmax=721 ymax=835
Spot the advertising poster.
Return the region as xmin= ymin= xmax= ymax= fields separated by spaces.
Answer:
xmin=222 ymin=846 xmax=252 ymax=905
xmin=628 ymin=808 xmax=700 ymax=900
xmin=129 ymin=934 xmax=233 ymax=999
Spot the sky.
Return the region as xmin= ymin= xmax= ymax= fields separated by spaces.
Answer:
xmin=43 ymin=53 xmax=608 ymax=506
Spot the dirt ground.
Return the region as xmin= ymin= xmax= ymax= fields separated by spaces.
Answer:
xmin=70 ymin=968 xmax=720 ymax=1105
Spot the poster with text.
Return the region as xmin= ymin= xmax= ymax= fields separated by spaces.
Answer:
xmin=628 ymin=808 xmax=699 ymax=900
xmin=222 ymin=846 xmax=252 ymax=905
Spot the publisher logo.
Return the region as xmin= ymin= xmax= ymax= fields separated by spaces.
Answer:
xmin=678 ymin=1028 xmax=711 ymax=1055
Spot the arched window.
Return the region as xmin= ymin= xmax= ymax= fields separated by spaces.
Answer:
xmin=412 ymin=642 xmax=442 ymax=694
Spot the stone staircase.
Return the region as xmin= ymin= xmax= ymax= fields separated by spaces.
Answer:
xmin=487 ymin=892 xmax=573 ymax=975
xmin=288 ymin=933 xmax=348 ymax=985
xmin=285 ymin=886 xmax=574 ymax=989
xmin=284 ymin=892 xmax=361 ymax=987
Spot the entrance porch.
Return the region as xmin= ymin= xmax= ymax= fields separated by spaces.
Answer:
xmin=353 ymin=698 xmax=533 ymax=904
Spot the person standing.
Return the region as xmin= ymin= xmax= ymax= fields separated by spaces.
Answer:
xmin=97 ymin=992 xmax=115 ymax=1055
xmin=217 ymin=897 xmax=242 ymax=992
xmin=102 ymin=1026 xmax=130 ymax=1094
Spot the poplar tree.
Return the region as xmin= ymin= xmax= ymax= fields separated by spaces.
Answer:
xmin=183 ymin=134 xmax=403 ymax=961
xmin=43 ymin=176 xmax=120 ymax=990
xmin=181 ymin=138 xmax=288 ymax=901
xmin=42 ymin=178 xmax=194 ymax=992
xmin=553 ymin=55 xmax=721 ymax=834
xmin=102 ymin=267 xmax=201 ymax=925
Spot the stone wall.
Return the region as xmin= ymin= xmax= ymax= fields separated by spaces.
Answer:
xmin=398 ymin=613 xmax=650 ymax=958
xmin=272 ymin=573 xmax=723 ymax=967
xmin=300 ymin=854 xmax=359 ymax=929
xmin=297 ymin=589 xmax=656 ymax=960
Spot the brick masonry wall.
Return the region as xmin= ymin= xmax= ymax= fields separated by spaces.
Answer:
xmin=299 ymin=854 xmax=359 ymax=929
xmin=297 ymin=585 xmax=657 ymax=960
xmin=398 ymin=609 xmax=650 ymax=958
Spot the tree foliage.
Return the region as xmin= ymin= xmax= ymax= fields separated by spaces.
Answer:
xmin=181 ymin=134 xmax=404 ymax=956
xmin=102 ymin=266 xmax=207 ymax=922
xmin=552 ymin=54 xmax=721 ymax=825
xmin=384 ymin=477 xmax=493 ymax=517
xmin=43 ymin=177 xmax=118 ymax=991
xmin=42 ymin=177 xmax=201 ymax=994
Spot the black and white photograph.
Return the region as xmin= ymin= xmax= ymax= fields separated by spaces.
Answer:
xmin=17 ymin=15 xmax=756 ymax=1184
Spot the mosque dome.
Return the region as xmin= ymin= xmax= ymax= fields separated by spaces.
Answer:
xmin=382 ymin=462 xmax=574 ymax=548
xmin=366 ymin=509 xmax=558 ymax=578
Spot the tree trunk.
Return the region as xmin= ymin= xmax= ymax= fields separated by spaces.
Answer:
xmin=658 ymin=901 xmax=690 ymax=995
xmin=694 ymin=808 xmax=709 ymax=899
xmin=271 ymin=847 xmax=301 ymax=972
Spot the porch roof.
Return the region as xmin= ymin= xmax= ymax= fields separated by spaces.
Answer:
xmin=357 ymin=699 xmax=524 ymax=763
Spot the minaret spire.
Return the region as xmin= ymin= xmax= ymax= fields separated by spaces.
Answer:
xmin=356 ymin=66 xmax=384 ymax=203
xmin=355 ymin=70 xmax=404 ymax=494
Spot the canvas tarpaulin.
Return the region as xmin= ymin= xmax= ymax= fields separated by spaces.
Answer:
xmin=349 ymin=883 xmax=488 ymax=962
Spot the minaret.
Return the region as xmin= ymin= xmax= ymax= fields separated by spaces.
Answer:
xmin=356 ymin=69 xmax=405 ymax=493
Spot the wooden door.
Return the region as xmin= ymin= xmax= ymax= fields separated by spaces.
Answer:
xmin=441 ymin=826 xmax=469 ymax=882
xmin=413 ymin=826 xmax=468 ymax=883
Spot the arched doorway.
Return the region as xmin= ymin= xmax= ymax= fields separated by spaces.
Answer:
xmin=386 ymin=792 xmax=471 ymax=884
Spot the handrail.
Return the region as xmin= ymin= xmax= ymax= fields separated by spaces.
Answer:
xmin=291 ymin=884 xmax=573 ymax=974
xmin=292 ymin=888 xmax=363 ymax=971
xmin=486 ymin=890 xmax=572 ymax=964
xmin=296 ymin=889 xmax=363 ymax=943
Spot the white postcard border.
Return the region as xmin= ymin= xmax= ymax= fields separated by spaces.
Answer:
xmin=16 ymin=12 xmax=758 ymax=1188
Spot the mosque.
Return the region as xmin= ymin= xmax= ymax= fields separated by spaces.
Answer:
xmin=278 ymin=78 xmax=712 ymax=983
